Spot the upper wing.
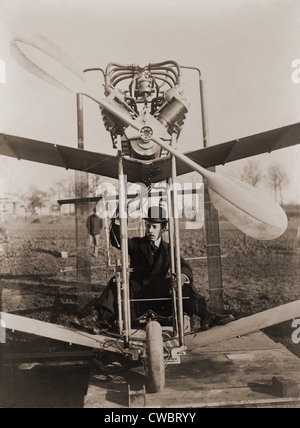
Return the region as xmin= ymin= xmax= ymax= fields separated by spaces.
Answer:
xmin=0 ymin=133 xmax=119 ymax=177
xmin=0 ymin=132 xmax=179 ymax=184
xmin=1 ymin=122 xmax=299 ymax=184
xmin=175 ymin=122 xmax=300 ymax=175
xmin=0 ymin=133 xmax=155 ymax=183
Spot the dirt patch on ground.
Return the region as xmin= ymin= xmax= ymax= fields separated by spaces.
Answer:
xmin=0 ymin=215 xmax=299 ymax=357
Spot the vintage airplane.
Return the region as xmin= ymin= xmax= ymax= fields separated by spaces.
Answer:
xmin=1 ymin=34 xmax=300 ymax=394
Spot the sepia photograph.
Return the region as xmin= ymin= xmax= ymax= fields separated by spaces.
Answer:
xmin=0 ymin=0 xmax=299 ymax=411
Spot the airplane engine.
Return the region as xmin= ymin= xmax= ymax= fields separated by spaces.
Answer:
xmin=97 ymin=61 xmax=190 ymax=160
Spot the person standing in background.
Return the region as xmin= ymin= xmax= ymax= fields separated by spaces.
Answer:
xmin=86 ymin=207 xmax=103 ymax=257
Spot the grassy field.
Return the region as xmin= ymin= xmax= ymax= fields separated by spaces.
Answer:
xmin=0 ymin=213 xmax=299 ymax=357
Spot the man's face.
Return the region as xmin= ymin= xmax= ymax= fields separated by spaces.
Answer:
xmin=145 ymin=221 xmax=164 ymax=242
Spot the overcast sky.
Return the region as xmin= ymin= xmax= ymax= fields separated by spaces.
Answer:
xmin=0 ymin=0 xmax=299 ymax=203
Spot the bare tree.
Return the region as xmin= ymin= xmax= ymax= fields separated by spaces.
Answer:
xmin=267 ymin=163 xmax=289 ymax=205
xmin=26 ymin=186 xmax=48 ymax=216
xmin=49 ymin=177 xmax=76 ymax=214
xmin=89 ymin=174 xmax=102 ymax=197
xmin=240 ymin=161 xmax=262 ymax=187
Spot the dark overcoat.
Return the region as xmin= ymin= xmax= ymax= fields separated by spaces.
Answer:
xmin=86 ymin=214 xmax=103 ymax=235
xmin=94 ymin=223 xmax=205 ymax=322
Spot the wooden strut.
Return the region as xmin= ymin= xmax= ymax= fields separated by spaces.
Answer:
xmin=170 ymin=134 xmax=185 ymax=346
xmin=167 ymin=176 xmax=179 ymax=337
xmin=198 ymin=76 xmax=224 ymax=312
xmin=75 ymin=93 xmax=91 ymax=309
xmin=117 ymin=139 xmax=131 ymax=347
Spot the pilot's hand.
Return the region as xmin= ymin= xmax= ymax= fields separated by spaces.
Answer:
xmin=170 ymin=274 xmax=189 ymax=290
xmin=170 ymin=274 xmax=177 ymax=290
xmin=111 ymin=209 xmax=120 ymax=225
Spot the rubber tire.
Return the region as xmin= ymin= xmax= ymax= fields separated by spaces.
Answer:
xmin=146 ymin=321 xmax=165 ymax=393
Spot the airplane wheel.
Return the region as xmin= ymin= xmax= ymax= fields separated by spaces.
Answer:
xmin=146 ymin=321 xmax=165 ymax=393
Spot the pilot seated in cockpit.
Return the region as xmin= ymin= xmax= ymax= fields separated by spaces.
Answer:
xmin=92 ymin=205 xmax=234 ymax=331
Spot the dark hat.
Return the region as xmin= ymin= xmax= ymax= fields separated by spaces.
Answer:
xmin=143 ymin=206 xmax=168 ymax=223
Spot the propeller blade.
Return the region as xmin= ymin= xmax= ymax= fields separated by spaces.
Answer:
xmin=10 ymin=34 xmax=85 ymax=92
xmin=207 ymin=173 xmax=287 ymax=240
xmin=9 ymin=34 xmax=288 ymax=240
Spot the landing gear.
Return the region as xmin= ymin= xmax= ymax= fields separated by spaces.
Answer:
xmin=145 ymin=321 xmax=165 ymax=393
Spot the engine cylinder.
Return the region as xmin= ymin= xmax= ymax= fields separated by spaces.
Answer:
xmin=157 ymin=97 xmax=188 ymax=131
xmin=136 ymin=71 xmax=152 ymax=96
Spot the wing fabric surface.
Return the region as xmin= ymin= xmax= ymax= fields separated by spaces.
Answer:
xmin=0 ymin=133 xmax=128 ymax=181
xmin=0 ymin=122 xmax=299 ymax=184
xmin=176 ymin=122 xmax=300 ymax=175
xmin=0 ymin=132 xmax=175 ymax=184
